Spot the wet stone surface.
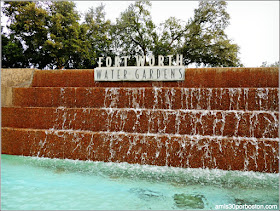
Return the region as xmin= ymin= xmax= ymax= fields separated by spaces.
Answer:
xmin=173 ymin=193 xmax=205 ymax=209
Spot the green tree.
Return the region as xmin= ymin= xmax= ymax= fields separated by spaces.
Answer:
xmin=2 ymin=1 xmax=91 ymax=69
xmin=1 ymin=30 xmax=27 ymax=68
xmin=82 ymin=4 xmax=113 ymax=68
xmin=2 ymin=0 xmax=242 ymax=69
xmin=152 ymin=17 xmax=185 ymax=64
xmin=114 ymin=0 xmax=156 ymax=65
xmin=180 ymin=0 xmax=242 ymax=67
xmin=2 ymin=1 xmax=50 ymax=68
xmin=44 ymin=1 xmax=85 ymax=69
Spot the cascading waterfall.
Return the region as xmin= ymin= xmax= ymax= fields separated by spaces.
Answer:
xmin=1 ymin=69 xmax=279 ymax=173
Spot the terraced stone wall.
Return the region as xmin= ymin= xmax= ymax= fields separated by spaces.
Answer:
xmin=1 ymin=67 xmax=279 ymax=173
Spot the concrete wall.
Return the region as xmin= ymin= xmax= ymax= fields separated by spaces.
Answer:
xmin=1 ymin=69 xmax=36 ymax=107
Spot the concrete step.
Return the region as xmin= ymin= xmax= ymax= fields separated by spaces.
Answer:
xmin=1 ymin=127 xmax=278 ymax=173
xmin=2 ymin=107 xmax=278 ymax=139
xmin=13 ymin=87 xmax=279 ymax=111
xmin=30 ymin=68 xmax=279 ymax=88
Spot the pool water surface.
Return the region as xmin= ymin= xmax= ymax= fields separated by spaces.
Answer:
xmin=1 ymin=154 xmax=279 ymax=210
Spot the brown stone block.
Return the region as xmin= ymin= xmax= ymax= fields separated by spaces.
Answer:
xmin=213 ymin=112 xmax=224 ymax=136
xmin=71 ymin=88 xmax=83 ymax=107
xmin=117 ymin=88 xmax=129 ymax=108
xmin=12 ymin=87 xmax=279 ymax=111
xmin=237 ymin=113 xmax=251 ymax=137
xmin=89 ymin=109 xmax=108 ymax=131
xmin=190 ymin=89 xmax=200 ymax=109
xmin=140 ymin=136 xmax=156 ymax=165
xmin=228 ymin=89 xmax=241 ymax=110
xmin=147 ymin=136 xmax=167 ymax=166
xmin=247 ymin=89 xmax=257 ymax=110
xmin=142 ymin=89 xmax=154 ymax=109
xmin=121 ymin=134 xmax=142 ymax=163
xmin=145 ymin=110 xmax=158 ymax=134
xmin=121 ymin=134 xmax=137 ymax=164
xmin=1 ymin=128 xmax=23 ymax=155
xmin=16 ymin=129 xmax=33 ymax=156
xmin=161 ymin=88 xmax=180 ymax=110
xmin=48 ymin=88 xmax=60 ymax=107
xmin=108 ymin=109 xmax=128 ymax=132
xmin=186 ymin=138 xmax=205 ymax=169
xmin=132 ymin=110 xmax=147 ymax=133
xmin=243 ymin=140 xmax=259 ymax=171
xmin=35 ymin=88 xmax=53 ymax=107
xmin=30 ymin=68 xmax=278 ymax=88
xmin=254 ymin=112 xmax=278 ymax=138
xmin=32 ymin=70 xmax=95 ymax=87
xmin=13 ymin=88 xmax=35 ymax=107
xmin=228 ymin=140 xmax=246 ymax=171
xmin=1 ymin=107 xmax=14 ymax=127
xmin=26 ymin=130 xmax=44 ymax=157
xmin=210 ymin=89 xmax=221 ymax=110
xmin=262 ymin=140 xmax=279 ymax=173
xmin=109 ymin=134 xmax=129 ymax=163
xmin=167 ymin=137 xmax=185 ymax=167
xmin=200 ymin=112 xmax=216 ymax=136
xmin=209 ymin=139 xmax=231 ymax=170
xmin=223 ymin=112 xmax=238 ymax=137
xmin=200 ymin=89 xmax=213 ymax=110
xmin=58 ymin=88 xmax=74 ymax=107
xmin=119 ymin=110 xmax=136 ymax=132
xmin=190 ymin=89 xmax=213 ymax=110
xmin=68 ymin=70 xmax=94 ymax=87
xmin=150 ymin=88 xmax=164 ymax=109
xmin=64 ymin=131 xmax=88 ymax=160
xmin=93 ymin=88 xmax=107 ymax=107
xmin=2 ymin=107 xmax=278 ymax=138
xmin=269 ymin=89 xmax=279 ymax=111
xmin=93 ymin=133 xmax=111 ymax=162
xmin=178 ymin=111 xmax=195 ymax=135
xmin=193 ymin=113 xmax=203 ymax=135
xmin=220 ymin=89 xmax=231 ymax=110
xmin=160 ymin=112 xmax=176 ymax=134
xmin=250 ymin=140 xmax=274 ymax=173
xmin=235 ymin=89 xmax=246 ymax=110
xmin=178 ymin=88 xmax=189 ymax=109
xmin=1 ymin=128 xmax=279 ymax=172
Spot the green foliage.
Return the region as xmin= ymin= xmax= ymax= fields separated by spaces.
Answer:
xmin=113 ymin=0 xmax=156 ymax=65
xmin=2 ymin=1 xmax=50 ymax=68
xmin=2 ymin=0 xmax=242 ymax=69
xmin=152 ymin=17 xmax=185 ymax=64
xmin=180 ymin=0 xmax=242 ymax=67
xmin=44 ymin=1 xmax=83 ymax=69
xmin=1 ymin=31 xmax=27 ymax=68
xmin=83 ymin=4 xmax=113 ymax=68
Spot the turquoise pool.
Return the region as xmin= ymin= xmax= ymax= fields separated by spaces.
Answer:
xmin=1 ymin=154 xmax=279 ymax=210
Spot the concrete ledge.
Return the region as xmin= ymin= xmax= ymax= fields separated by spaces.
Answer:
xmin=1 ymin=127 xmax=278 ymax=173
xmin=1 ymin=68 xmax=36 ymax=107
